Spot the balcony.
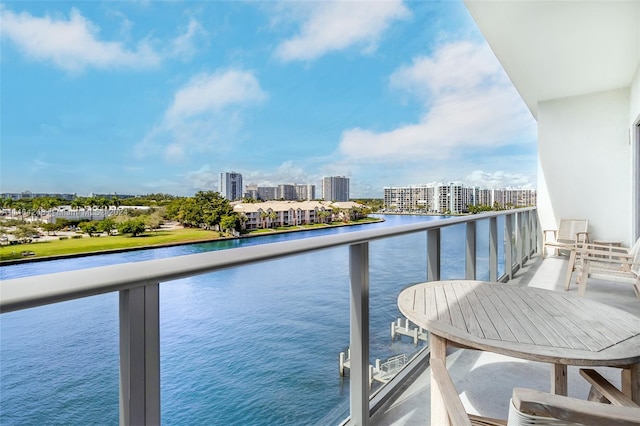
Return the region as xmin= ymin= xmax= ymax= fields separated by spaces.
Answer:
xmin=2 ymin=208 xmax=539 ymax=425
xmin=369 ymin=246 xmax=640 ymax=425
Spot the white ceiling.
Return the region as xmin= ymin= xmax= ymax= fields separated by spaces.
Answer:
xmin=464 ymin=0 xmax=640 ymax=118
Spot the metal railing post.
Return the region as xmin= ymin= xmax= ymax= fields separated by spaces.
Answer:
xmin=489 ymin=217 xmax=498 ymax=282
xmin=524 ymin=210 xmax=531 ymax=261
xmin=516 ymin=212 xmax=524 ymax=269
xmin=349 ymin=243 xmax=370 ymax=426
xmin=119 ymin=284 xmax=160 ymax=426
xmin=506 ymin=214 xmax=514 ymax=279
xmin=427 ymin=229 xmax=441 ymax=282
xmin=466 ymin=221 xmax=476 ymax=280
xmin=531 ymin=210 xmax=540 ymax=253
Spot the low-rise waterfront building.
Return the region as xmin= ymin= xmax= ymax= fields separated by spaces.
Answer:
xmin=232 ymin=200 xmax=363 ymax=230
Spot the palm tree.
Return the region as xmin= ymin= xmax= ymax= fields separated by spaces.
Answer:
xmin=268 ymin=211 xmax=278 ymax=228
xmin=96 ymin=197 xmax=110 ymax=220
xmin=85 ymin=197 xmax=98 ymax=221
xmin=259 ymin=211 xmax=269 ymax=229
xmin=13 ymin=199 xmax=31 ymax=221
xmin=238 ymin=213 xmax=248 ymax=231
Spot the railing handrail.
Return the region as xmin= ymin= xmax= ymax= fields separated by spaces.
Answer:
xmin=0 ymin=207 xmax=535 ymax=314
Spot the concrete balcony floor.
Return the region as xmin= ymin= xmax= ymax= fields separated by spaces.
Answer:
xmin=370 ymin=254 xmax=640 ymax=425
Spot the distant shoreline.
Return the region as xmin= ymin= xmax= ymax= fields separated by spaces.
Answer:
xmin=0 ymin=218 xmax=384 ymax=266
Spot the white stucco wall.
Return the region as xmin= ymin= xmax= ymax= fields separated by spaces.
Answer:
xmin=631 ymin=64 xmax=640 ymax=240
xmin=537 ymin=88 xmax=632 ymax=246
xmin=631 ymin=64 xmax=640 ymax=126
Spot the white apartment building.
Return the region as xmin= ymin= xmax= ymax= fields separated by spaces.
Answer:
xmin=219 ymin=172 xmax=243 ymax=201
xmin=322 ymin=176 xmax=350 ymax=202
xmin=384 ymin=185 xmax=435 ymax=212
xmin=384 ymin=184 xmax=537 ymax=213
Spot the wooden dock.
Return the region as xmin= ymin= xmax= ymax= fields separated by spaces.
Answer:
xmin=339 ymin=348 xmax=409 ymax=387
xmin=391 ymin=318 xmax=428 ymax=345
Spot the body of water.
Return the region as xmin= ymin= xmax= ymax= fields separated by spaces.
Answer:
xmin=0 ymin=214 xmax=504 ymax=425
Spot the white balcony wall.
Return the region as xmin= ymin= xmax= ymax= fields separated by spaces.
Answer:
xmin=537 ymin=88 xmax=632 ymax=245
xmin=632 ymin=65 xmax=640 ymax=241
xmin=632 ymin=65 xmax=640 ymax=126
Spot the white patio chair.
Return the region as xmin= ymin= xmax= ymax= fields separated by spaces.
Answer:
xmin=574 ymin=238 xmax=640 ymax=298
xmin=565 ymin=238 xmax=640 ymax=291
xmin=542 ymin=219 xmax=589 ymax=258
xmin=430 ymin=358 xmax=640 ymax=426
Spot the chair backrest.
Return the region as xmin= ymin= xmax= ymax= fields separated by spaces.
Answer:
xmin=556 ymin=219 xmax=589 ymax=243
xmin=629 ymin=237 xmax=640 ymax=257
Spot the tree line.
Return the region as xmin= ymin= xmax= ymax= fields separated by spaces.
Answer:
xmin=1 ymin=191 xmax=240 ymax=239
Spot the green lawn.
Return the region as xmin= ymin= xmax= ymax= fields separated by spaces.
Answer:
xmin=1 ymin=217 xmax=383 ymax=262
xmin=1 ymin=228 xmax=222 ymax=261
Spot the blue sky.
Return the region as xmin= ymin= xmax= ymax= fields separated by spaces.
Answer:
xmin=1 ymin=1 xmax=536 ymax=198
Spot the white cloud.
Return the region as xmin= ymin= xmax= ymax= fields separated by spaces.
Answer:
xmin=465 ymin=170 xmax=533 ymax=189
xmin=275 ymin=0 xmax=410 ymax=62
xmin=185 ymin=165 xmax=218 ymax=190
xmin=166 ymin=69 xmax=266 ymax=121
xmin=137 ymin=69 xmax=267 ymax=162
xmin=0 ymin=7 xmax=160 ymax=72
xmin=168 ymin=18 xmax=206 ymax=61
xmin=338 ymin=41 xmax=535 ymax=161
xmin=243 ymin=161 xmax=318 ymax=186
xmin=0 ymin=6 xmax=206 ymax=72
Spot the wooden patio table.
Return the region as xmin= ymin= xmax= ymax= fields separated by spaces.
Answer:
xmin=397 ymin=280 xmax=640 ymax=426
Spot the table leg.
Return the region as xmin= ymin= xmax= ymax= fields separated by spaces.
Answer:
xmin=552 ymin=364 xmax=567 ymax=396
xmin=622 ymin=364 xmax=640 ymax=404
xmin=430 ymin=333 xmax=449 ymax=426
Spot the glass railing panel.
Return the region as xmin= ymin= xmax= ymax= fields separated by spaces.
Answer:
xmin=160 ymin=247 xmax=352 ymax=425
xmin=475 ymin=219 xmax=490 ymax=281
xmin=441 ymin=223 xmax=466 ymax=280
xmin=368 ymin=234 xmax=428 ymax=395
xmin=0 ymin=294 xmax=119 ymax=425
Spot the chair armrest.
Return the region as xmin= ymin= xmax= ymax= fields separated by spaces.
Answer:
xmin=430 ymin=359 xmax=472 ymax=426
xmin=512 ymin=388 xmax=640 ymax=426
xmin=579 ymin=369 xmax=639 ymax=407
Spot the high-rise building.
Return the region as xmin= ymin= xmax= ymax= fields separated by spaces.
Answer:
xmin=219 ymin=172 xmax=243 ymax=201
xmin=295 ymin=184 xmax=315 ymax=201
xmin=322 ymin=176 xmax=350 ymax=202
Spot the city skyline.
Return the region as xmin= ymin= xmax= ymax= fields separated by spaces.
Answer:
xmin=1 ymin=1 xmax=536 ymax=198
